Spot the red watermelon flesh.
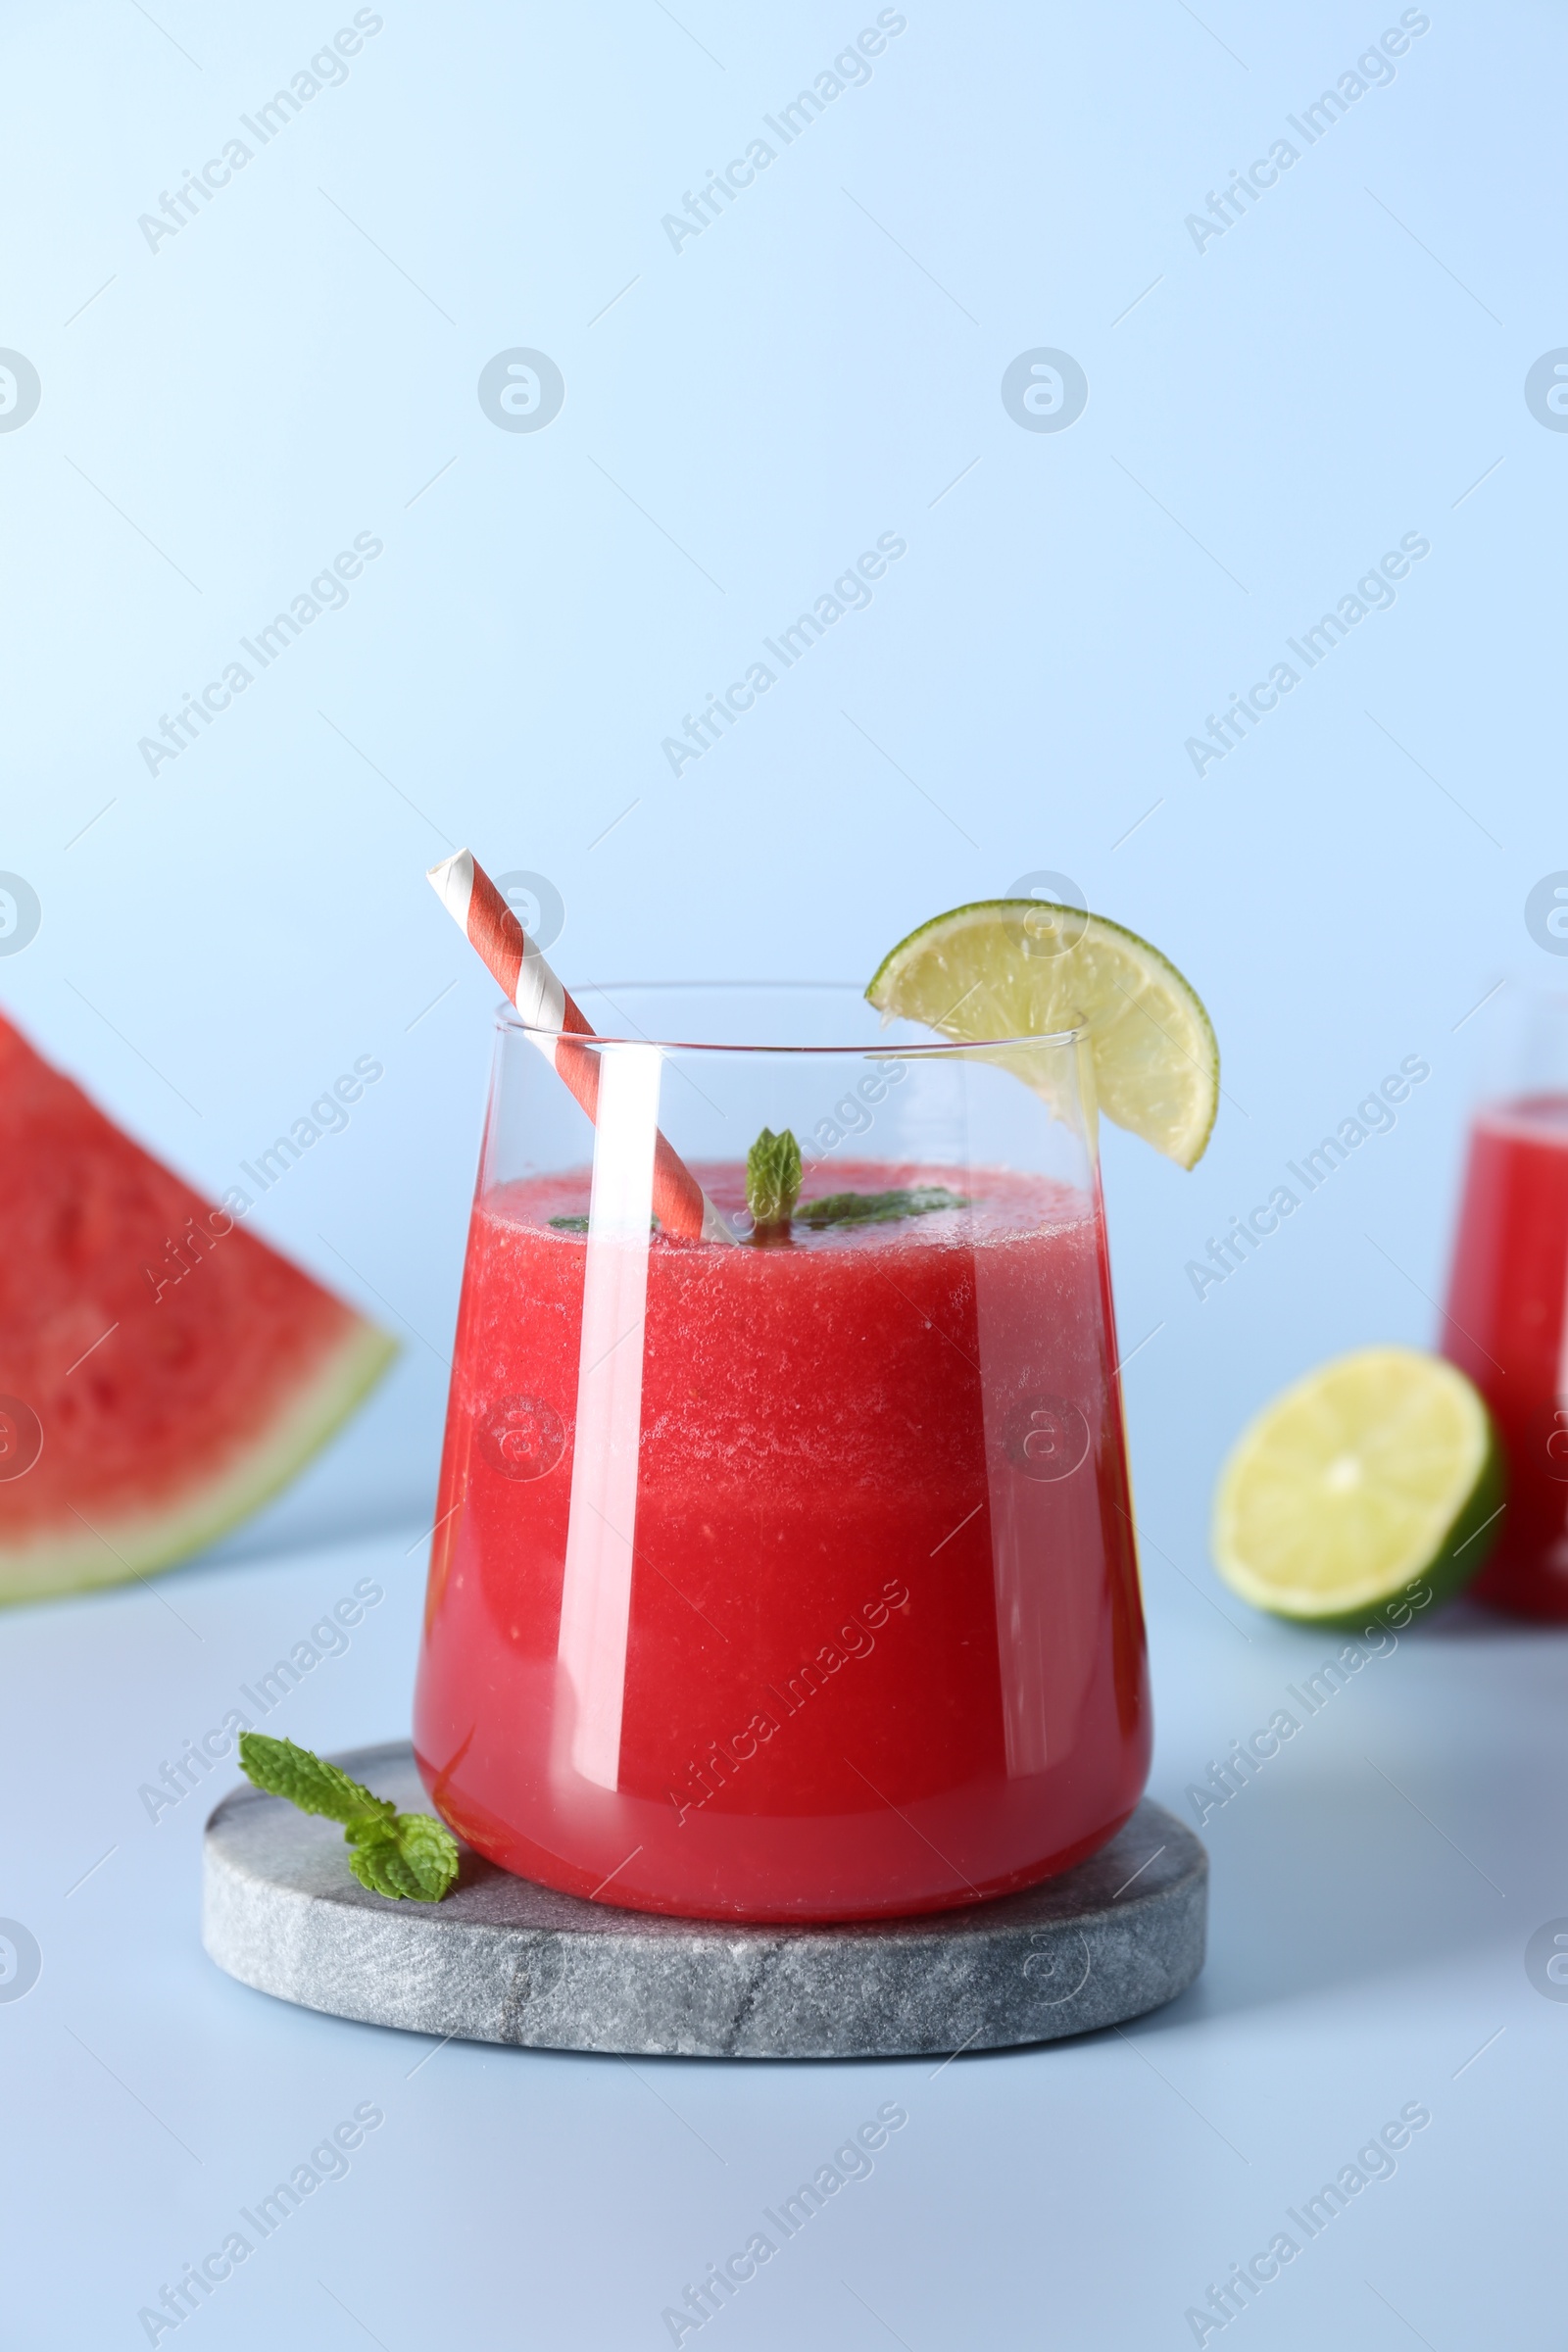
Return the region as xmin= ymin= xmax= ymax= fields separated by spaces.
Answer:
xmin=0 ymin=1010 xmax=395 ymax=1603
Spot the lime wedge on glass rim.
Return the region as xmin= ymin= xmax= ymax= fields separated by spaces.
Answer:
xmin=866 ymin=898 xmax=1218 ymax=1168
xmin=1211 ymin=1346 xmax=1503 ymax=1625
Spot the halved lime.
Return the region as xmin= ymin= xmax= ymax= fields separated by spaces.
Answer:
xmin=1212 ymin=1346 xmax=1503 ymax=1625
xmin=866 ymin=899 xmax=1218 ymax=1168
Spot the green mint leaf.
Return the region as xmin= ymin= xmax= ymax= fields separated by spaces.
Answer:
xmin=792 ymin=1185 xmax=969 ymax=1230
xmin=395 ymin=1813 xmax=462 ymax=1901
xmin=238 ymin=1733 xmax=392 ymax=1829
xmin=239 ymin=1733 xmax=460 ymax=1902
xmin=548 ymin=1215 xmax=662 ymax=1234
xmin=347 ymin=1815 xmax=461 ymax=1903
xmin=746 ymin=1127 xmax=803 ymax=1231
xmin=345 ymin=1824 xmax=409 ymax=1899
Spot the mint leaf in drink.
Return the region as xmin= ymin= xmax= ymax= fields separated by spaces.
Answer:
xmin=747 ymin=1126 xmax=803 ymax=1234
xmin=238 ymin=1733 xmax=460 ymax=1904
xmin=548 ymin=1213 xmax=662 ymax=1236
xmin=792 ymin=1185 xmax=968 ymax=1230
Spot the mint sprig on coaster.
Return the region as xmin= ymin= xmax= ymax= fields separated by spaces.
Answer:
xmin=238 ymin=1733 xmax=460 ymax=1903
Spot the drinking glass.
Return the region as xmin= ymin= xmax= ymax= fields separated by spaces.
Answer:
xmin=414 ymin=985 xmax=1150 ymax=1920
xmin=1443 ymin=987 xmax=1568 ymax=1616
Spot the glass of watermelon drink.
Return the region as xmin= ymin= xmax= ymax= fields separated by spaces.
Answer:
xmin=414 ymin=986 xmax=1149 ymax=1921
xmin=1442 ymin=988 xmax=1568 ymax=1617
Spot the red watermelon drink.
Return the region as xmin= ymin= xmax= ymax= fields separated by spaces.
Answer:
xmin=416 ymin=1155 xmax=1146 ymax=1921
xmin=411 ymin=881 xmax=1153 ymax=1921
xmin=1442 ymin=1095 xmax=1568 ymax=1616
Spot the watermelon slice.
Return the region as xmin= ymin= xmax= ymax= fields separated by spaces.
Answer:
xmin=0 ymin=1010 xmax=395 ymax=1604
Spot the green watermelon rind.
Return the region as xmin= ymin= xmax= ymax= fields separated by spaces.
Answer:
xmin=0 ymin=1320 xmax=397 ymax=1607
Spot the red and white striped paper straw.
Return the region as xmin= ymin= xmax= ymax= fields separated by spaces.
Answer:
xmin=427 ymin=849 xmax=732 ymax=1244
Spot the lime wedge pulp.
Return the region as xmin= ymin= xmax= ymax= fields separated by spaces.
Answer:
xmin=866 ymin=899 xmax=1218 ymax=1168
xmin=1211 ymin=1346 xmax=1503 ymax=1625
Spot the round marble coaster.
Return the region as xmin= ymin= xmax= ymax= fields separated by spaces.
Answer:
xmin=202 ymin=1743 xmax=1205 ymax=2060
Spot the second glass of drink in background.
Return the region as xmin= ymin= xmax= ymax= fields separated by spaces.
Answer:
xmin=1443 ymin=987 xmax=1568 ymax=1616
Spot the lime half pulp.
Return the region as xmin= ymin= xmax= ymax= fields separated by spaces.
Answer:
xmin=1211 ymin=1346 xmax=1503 ymax=1625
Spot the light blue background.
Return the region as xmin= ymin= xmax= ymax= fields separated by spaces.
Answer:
xmin=2 ymin=2 xmax=1564 ymax=2344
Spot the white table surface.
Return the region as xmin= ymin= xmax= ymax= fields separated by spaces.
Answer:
xmin=4 ymin=1519 xmax=1560 ymax=2351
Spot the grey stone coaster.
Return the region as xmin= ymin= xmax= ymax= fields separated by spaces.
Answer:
xmin=203 ymin=1743 xmax=1205 ymax=2060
